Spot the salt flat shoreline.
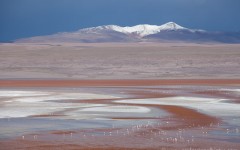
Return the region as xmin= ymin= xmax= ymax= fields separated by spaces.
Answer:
xmin=0 ymin=79 xmax=240 ymax=149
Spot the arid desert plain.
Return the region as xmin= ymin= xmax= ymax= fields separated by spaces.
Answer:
xmin=0 ymin=43 xmax=240 ymax=150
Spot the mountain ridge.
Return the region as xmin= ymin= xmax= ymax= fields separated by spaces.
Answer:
xmin=16 ymin=22 xmax=240 ymax=43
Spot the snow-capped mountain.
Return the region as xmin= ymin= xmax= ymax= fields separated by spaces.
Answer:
xmin=16 ymin=22 xmax=240 ymax=43
xmin=82 ymin=22 xmax=188 ymax=37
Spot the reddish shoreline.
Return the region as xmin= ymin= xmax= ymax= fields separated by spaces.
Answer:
xmin=0 ymin=79 xmax=240 ymax=87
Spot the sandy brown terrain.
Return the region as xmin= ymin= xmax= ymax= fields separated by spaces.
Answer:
xmin=0 ymin=43 xmax=240 ymax=79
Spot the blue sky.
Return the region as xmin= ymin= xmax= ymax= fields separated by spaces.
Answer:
xmin=0 ymin=0 xmax=240 ymax=42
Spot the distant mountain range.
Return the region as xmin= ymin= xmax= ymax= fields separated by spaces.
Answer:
xmin=16 ymin=22 xmax=240 ymax=43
